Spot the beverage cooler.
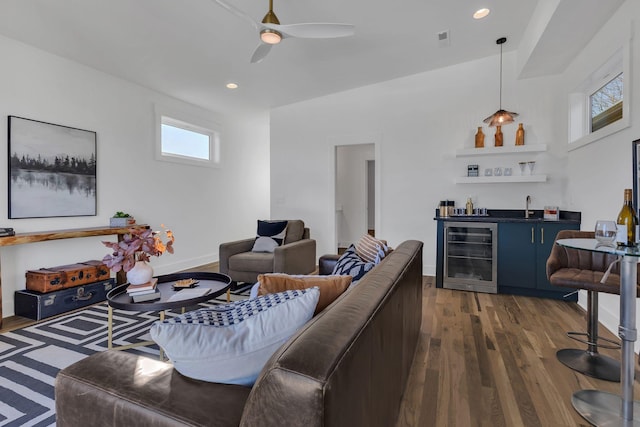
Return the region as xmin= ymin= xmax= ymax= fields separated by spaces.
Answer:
xmin=443 ymin=222 xmax=497 ymax=294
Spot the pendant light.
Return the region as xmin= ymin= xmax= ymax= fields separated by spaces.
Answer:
xmin=483 ymin=37 xmax=518 ymax=127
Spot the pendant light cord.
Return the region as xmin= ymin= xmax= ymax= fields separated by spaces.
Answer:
xmin=499 ymin=42 xmax=503 ymax=110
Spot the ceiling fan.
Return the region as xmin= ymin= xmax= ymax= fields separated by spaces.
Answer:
xmin=212 ymin=0 xmax=355 ymax=63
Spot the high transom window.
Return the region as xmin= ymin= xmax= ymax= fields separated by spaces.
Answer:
xmin=590 ymin=73 xmax=623 ymax=133
xmin=568 ymin=41 xmax=630 ymax=150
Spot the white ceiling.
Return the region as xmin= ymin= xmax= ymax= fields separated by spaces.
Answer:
xmin=0 ymin=0 xmax=625 ymax=114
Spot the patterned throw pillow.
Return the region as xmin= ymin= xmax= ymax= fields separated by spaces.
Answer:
xmin=150 ymin=287 xmax=319 ymax=386
xmin=251 ymin=220 xmax=288 ymax=252
xmin=331 ymin=245 xmax=376 ymax=282
xmin=355 ymin=234 xmax=389 ymax=264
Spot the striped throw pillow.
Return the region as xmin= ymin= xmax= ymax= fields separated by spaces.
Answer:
xmin=355 ymin=234 xmax=388 ymax=264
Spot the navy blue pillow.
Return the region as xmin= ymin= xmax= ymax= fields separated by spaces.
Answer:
xmin=252 ymin=220 xmax=288 ymax=252
xmin=331 ymin=245 xmax=376 ymax=282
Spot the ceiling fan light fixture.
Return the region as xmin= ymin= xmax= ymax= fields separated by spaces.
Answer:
xmin=484 ymin=37 xmax=518 ymax=127
xmin=260 ymin=28 xmax=282 ymax=44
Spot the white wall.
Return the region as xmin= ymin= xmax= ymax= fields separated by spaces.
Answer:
xmin=562 ymin=0 xmax=640 ymax=346
xmin=0 ymin=35 xmax=270 ymax=317
xmin=271 ymin=51 xmax=566 ymax=274
xmin=336 ymin=144 xmax=375 ymax=248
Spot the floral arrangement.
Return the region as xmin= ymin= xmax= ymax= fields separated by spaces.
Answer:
xmin=102 ymin=226 xmax=174 ymax=272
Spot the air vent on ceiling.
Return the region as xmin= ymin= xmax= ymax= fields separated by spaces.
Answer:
xmin=438 ymin=30 xmax=450 ymax=47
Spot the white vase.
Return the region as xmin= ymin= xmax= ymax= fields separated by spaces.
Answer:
xmin=126 ymin=261 xmax=154 ymax=285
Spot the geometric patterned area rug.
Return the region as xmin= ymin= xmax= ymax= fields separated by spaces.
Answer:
xmin=0 ymin=285 xmax=250 ymax=427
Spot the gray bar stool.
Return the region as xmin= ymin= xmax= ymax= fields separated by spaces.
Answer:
xmin=546 ymin=230 xmax=640 ymax=382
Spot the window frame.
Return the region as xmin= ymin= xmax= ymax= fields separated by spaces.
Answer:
xmin=154 ymin=105 xmax=221 ymax=168
xmin=568 ymin=41 xmax=631 ymax=151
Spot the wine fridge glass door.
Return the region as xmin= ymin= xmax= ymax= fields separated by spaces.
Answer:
xmin=443 ymin=222 xmax=498 ymax=294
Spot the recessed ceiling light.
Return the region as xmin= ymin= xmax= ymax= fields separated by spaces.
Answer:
xmin=473 ymin=8 xmax=490 ymax=19
xmin=226 ymin=83 xmax=238 ymax=89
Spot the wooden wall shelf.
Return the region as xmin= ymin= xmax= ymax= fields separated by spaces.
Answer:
xmin=0 ymin=225 xmax=148 ymax=247
xmin=0 ymin=225 xmax=148 ymax=327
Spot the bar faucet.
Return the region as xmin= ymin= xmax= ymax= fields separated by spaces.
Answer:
xmin=525 ymin=195 xmax=532 ymax=219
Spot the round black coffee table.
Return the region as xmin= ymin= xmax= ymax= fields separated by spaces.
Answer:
xmin=106 ymin=272 xmax=231 ymax=355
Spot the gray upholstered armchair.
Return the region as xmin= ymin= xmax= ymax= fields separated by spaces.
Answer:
xmin=219 ymin=220 xmax=316 ymax=284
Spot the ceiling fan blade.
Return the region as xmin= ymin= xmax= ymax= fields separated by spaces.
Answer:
xmin=210 ymin=0 xmax=259 ymax=30
xmin=251 ymin=43 xmax=272 ymax=63
xmin=264 ymin=23 xmax=355 ymax=39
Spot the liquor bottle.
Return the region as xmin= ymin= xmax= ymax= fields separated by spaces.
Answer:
xmin=475 ymin=127 xmax=485 ymax=148
xmin=616 ymin=188 xmax=638 ymax=247
xmin=465 ymin=198 xmax=474 ymax=215
xmin=515 ymin=123 xmax=525 ymax=146
xmin=494 ymin=126 xmax=503 ymax=147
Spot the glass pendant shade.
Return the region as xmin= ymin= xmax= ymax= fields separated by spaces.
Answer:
xmin=483 ymin=109 xmax=518 ymax=127
xmin=484 ymin=37 xmax=518 ymax=127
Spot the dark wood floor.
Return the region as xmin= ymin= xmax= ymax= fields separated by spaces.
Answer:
xmin=2 ymin=269 xmax=638 ymax=426
xmin=396 ymin=277 xmax=639 ymax=427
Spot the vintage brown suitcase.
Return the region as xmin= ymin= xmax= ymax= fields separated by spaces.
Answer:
xmin=80 ymin=260 xmax=111 ymax=282
xmin=25 ymin=260 xmax=109 ymax=293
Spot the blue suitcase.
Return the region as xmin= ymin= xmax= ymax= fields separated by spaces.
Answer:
xmin=14 ymin=278 xmax=115 ymax=320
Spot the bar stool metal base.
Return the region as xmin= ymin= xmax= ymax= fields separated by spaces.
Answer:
xmin=573 ymin=389 xmax=640 ymax=426
xmin=557 ymin=349 xmax=620 ymax=382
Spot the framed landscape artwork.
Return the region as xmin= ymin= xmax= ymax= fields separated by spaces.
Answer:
xmin=8 ymin=116 xmax=97 ymax=219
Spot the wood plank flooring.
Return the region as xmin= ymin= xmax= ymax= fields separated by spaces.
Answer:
xmin=396 ymin=277 xmax=639 ymax=427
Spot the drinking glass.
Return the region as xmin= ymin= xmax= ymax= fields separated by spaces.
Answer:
xmin=594 ymin=220 xmax=617 ymax=247
xmin=518 ymin=162 xmax=526 ymax=175
xmin=527 ymin=161 xmax=536 ymax=175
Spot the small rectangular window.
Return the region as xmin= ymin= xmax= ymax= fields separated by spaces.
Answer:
xmin=155 ymin=107 xmax=221 ymax=168
xmin=161 ymin=122 xmax=210 ymax=160
xmin=590 ymin=72 xmax=623 ymax=133
xmin=567 ymin=41 xmax=630 ymax=150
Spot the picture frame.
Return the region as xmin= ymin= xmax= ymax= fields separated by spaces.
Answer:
xmin=8 ymin=116 xmax=97 ymax=219
xmin=634 ymin=139 xmax=640 ymax=218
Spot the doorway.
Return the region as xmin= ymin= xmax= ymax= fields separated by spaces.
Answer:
xmin=335 ymin=144 xmax=375 ymax=253
xmin=367 ymin=159 xmax=375 ymax=237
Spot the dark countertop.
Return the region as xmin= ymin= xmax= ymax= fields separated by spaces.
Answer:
xmin=434 ymin=209 xmax=581 ymax=224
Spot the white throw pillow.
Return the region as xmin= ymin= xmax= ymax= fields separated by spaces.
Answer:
xmin=149 ymin=287 xmax=319 ymax=386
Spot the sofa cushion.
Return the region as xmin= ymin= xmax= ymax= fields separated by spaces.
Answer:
xmin=355 ymin=234 xmax=389 ymax=264
xmin=229 ymin=251 xmax=274 ymax=273
xmin=252 ymin=220 xmax=288 ymax=252
xmin=332 ymin=245 xmax=376 ymax=282
xmin=257 ymin=273 xmax=352 ymax=314
xmin=149 ymin=287 xmax=319 ymax=386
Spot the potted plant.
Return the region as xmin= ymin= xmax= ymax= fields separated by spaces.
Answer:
xmin=102 ymin=226 xmax=174 ymax=284
xmin=110 ymin=211 xmax=136 ymax=227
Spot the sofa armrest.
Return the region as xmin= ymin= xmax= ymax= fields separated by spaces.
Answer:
xmin=318 ymin=254 xmax=341 ymax=275
xmin=219 ymin=238 xmax=255 ymax=275
xmin=55 ymin=350 xmax=250 ymax=427
xmin=273 ymin=239 xmax=316 ymax=275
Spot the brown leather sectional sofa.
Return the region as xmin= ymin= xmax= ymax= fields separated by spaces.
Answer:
xmin=55 ymin=240 xmax=424 ymax=426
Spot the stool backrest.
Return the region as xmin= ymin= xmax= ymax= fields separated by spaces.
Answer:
xmin=547 ymin=229 xmax=640 ymax=285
